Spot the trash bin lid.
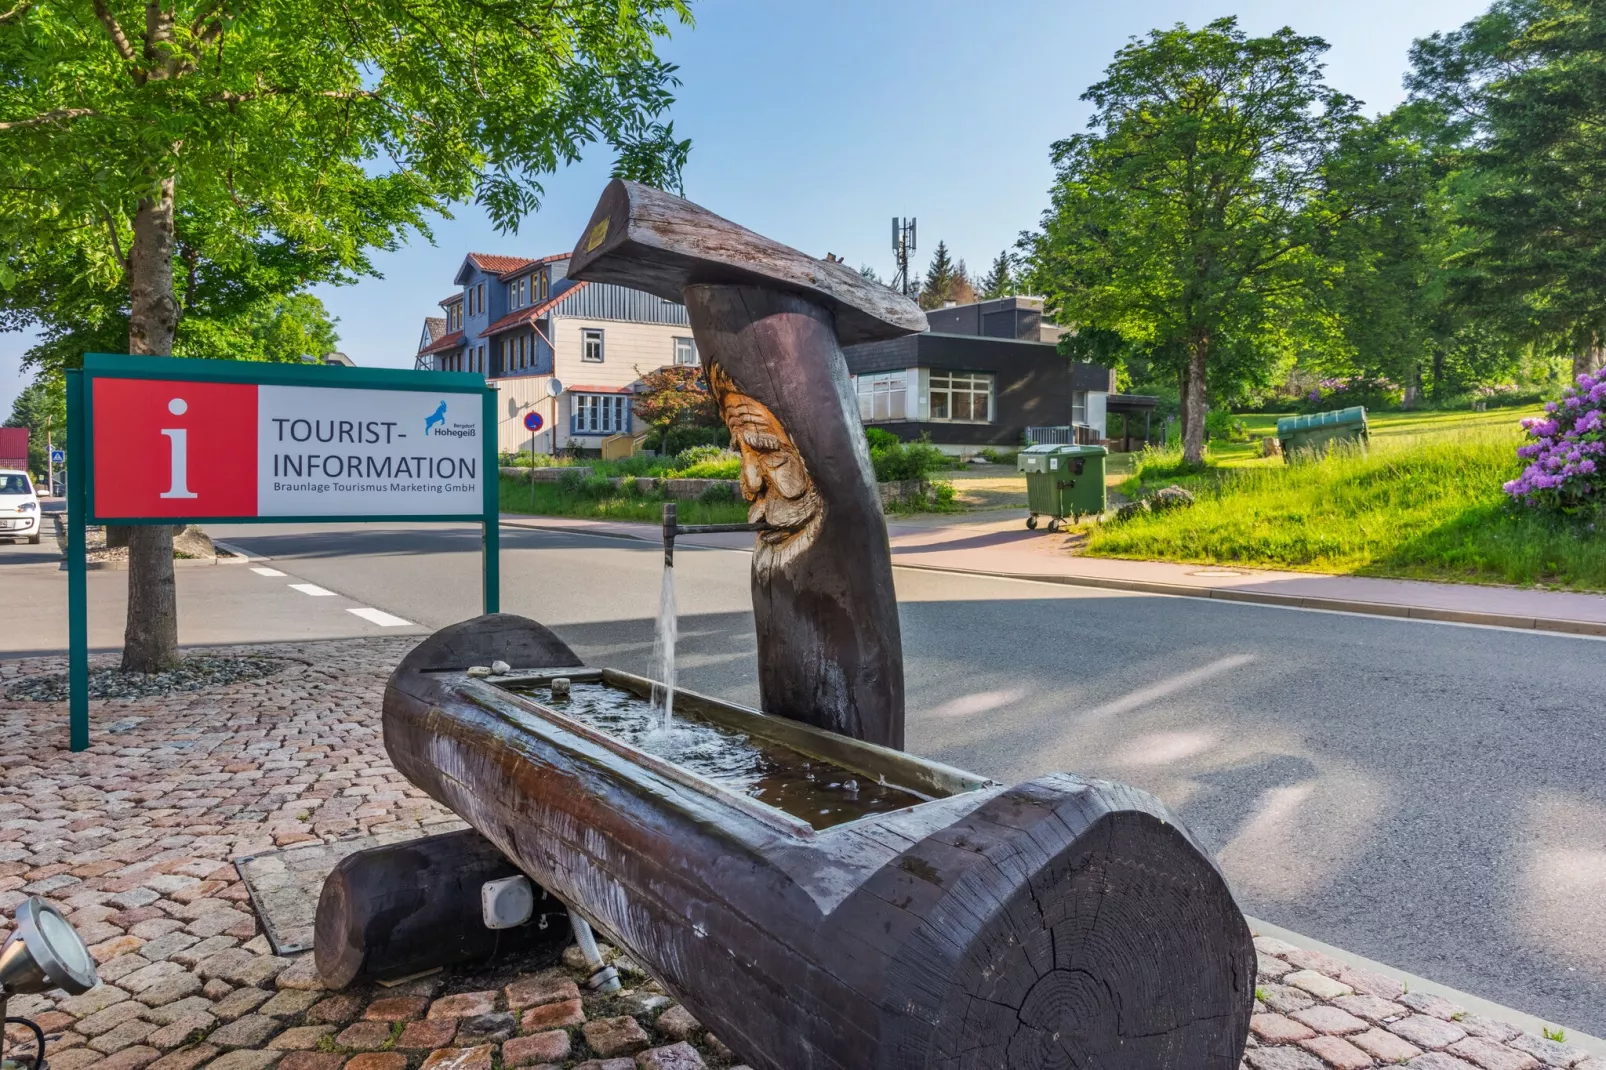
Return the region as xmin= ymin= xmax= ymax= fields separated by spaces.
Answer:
xmin=1021 ymin=443 xmax=1109 ymax=457
xmin=1277 ymin=406 xmax=1367 ymax=437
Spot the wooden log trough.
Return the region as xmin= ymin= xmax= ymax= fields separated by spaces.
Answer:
xmin=372 ymin=613 xmax=1256 ymax=1069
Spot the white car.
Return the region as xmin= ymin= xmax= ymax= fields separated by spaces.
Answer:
xmin=0 ymin=469 xmax=42 ymax=544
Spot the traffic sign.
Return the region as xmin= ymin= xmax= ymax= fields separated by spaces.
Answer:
xmin=523 ymin=411 xmax=544 ymax=433
xmin=50 ymin=448 xmax=65 ymax=464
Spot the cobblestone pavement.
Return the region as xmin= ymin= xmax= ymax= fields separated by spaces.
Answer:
xmin=0 ymin=638 xmax=1597 ymax=1070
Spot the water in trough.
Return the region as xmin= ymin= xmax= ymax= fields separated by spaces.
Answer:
xmin=503 ymin=679 xmax=928 ymax=830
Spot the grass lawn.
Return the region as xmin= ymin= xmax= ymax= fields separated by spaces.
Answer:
xmin=499 ymin=476 xmax=750 ymax=525
xmin=1083 ymin=404 xmax=1606 ymax=591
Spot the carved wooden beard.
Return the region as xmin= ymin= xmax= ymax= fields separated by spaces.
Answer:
xmin=709 ymin=363 xmax=823 ymax=575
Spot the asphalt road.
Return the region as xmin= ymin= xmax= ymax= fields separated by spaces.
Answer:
xmin=20 ymin=519 xmax=1606 ymax=1035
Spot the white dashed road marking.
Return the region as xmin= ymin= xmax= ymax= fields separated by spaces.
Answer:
xmin=288 ymin=583 xmax=337 ymax=596
xmin=346 ymin=607 xmax=414 ymax=628
xmin=250 ymin=567 xmax=286 ymax=577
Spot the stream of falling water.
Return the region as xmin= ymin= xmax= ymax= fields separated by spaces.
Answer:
xmin=650 ymin=563 xmax=678 ymax=732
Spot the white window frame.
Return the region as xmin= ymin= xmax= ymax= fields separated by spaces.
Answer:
xmin=571 ymin=393 xmax=631 ymax=435
xmin=673 ymin=336 xmax=698 ymax=366
xmin=582 ymin=328 xmax=605 ymax=363
xmin=928 ymin=371 xmax=994 ymax=423
xmin=1072 ymin=390 xmax=1087 ymax=427
xmin=856 ymin=371 xmax=909 ymax=422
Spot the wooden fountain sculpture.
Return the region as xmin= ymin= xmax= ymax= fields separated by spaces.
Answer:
xmin=318 ymin=184 xmax=1257 ymax=1070
xmin=567 ymin=179 xmax=921 ymax=749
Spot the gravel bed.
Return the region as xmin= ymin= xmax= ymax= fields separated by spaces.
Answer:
xmin=5 ymin=654 xmax=287 ymax=702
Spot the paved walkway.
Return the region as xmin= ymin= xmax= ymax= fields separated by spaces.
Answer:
xmin=3 ymin=639 xmax=1603 ymax=1069
xmin=503 ymin=512 xmax=1606 ymax=636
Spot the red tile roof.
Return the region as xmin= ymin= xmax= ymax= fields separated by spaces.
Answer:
xmin=417 ymin=329 xmax=464 ymax=356
xmin=494 ymin=252 xmax=570 ymax=280
xmin=480 ymin=283 xmax=588 ymax=337
xmin=439 ymin=292 xmax=463 ymax=306
xmin=466 ymin=252 xmax=540 ymax=276
xmin=421 ymin=317 xmax=447 ymax=343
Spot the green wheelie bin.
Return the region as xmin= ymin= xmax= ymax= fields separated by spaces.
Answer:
xmin=1017 ymin=443 xmax=1108 ymax=531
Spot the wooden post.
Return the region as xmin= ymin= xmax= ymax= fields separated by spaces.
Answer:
xmin=684 ymin=285 xmax=904 ymax=747
xmin=567 ymin=180 xmax=926 ymax=749
xmin=314 ymin=828 xmax=569 ymax=988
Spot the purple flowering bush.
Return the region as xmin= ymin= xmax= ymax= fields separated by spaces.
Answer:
xmin=1505 ymin=372 xmax=1606 ymax=515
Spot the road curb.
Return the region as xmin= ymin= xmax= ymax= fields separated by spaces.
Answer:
xmin=498 ymin=517 xmax=1606 ymax=639
xmin=1246 ymin=915 xmax=1606 ymax=1055
xmin=889 ymin=561 xmax=1606 ymax=639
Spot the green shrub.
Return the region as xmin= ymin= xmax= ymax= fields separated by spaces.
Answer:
xmin=674 ymin=444 xmax=731 ymax=469
xmin=677 ymin=456 xmax=741 ymax=479
xmin=871 ymin=440 xmax=949 ymax=482
xmin=699 ymin=482 xmax=738 ymax=503
xmin=977 ymin=446 xmax=1019 ymax=465
xmin=865 ymin=427 xmax=901 ymax=450
xmin=649 ymin=425 xmax=729 ymax=456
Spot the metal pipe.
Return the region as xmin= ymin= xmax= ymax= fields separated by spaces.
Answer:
xmin=661 ymin=502 xmax=771 ymax=569
xmin=569 ymin=914 xmax=621 ymax=994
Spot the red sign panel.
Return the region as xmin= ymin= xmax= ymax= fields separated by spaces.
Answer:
xmin=92 ymin=377 xmax=258 ymax=519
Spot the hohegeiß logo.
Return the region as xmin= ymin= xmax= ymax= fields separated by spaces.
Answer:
xmin=424 ymin=400 xmax=447 ymax=435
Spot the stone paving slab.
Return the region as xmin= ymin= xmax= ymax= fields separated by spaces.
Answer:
xmin=1 ymin=637 xmax=1598 ymax=1070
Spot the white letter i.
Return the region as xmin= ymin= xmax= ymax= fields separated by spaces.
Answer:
xmin=160 ymin=397 xmax=198 ymax=500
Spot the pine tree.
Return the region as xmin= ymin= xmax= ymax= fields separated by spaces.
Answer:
xmin=919 ymin=241 xmax=958 ymax=310
xmin=980 ymin=251 xmax=1016 ymax=298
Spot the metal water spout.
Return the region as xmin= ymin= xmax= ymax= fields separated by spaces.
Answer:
xmin=660 ymin=502 xmax=771 ymax=567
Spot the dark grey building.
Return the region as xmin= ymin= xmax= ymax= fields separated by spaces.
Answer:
xmin=843 ymin=296 xmax=1115 ymax=450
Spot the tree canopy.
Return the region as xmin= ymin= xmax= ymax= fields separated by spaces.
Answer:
xmin=0 ymin=0 xmax=693 ymax=671
xmin=1025 ymin=18 xmax=1359 ymax=462
xmin=1408 ymin=0 xmax=1606 ymax=374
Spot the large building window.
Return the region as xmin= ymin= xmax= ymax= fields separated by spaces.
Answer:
xmin=572 ymin=393 xmax=631 ymax=435
xmin=673 ymin=336 xmax=698 ymax=366
xmin=582 ymin=328 xmax=604 ymax=363
xmin=929 ymin=371 xmax=993 ymax=422
xmin=856 ymin=371 xmax=908 ymax=422
xmin=1071 ymin=390 xmax=1087 ymax=427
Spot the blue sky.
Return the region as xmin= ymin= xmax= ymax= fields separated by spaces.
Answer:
xmin=1 ymin=0 xmax=1490 ymax=416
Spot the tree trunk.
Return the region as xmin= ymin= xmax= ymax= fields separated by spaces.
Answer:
xmin=1575 ymin=334 xmax=1604 ymax=379
xmin=1176 ymin=365 xmax=1189 ymax=448
xmin=122 ymin=178 xmax=181 ymax=673
xmin=1182 ymin=334 xmax=1208 ymax=466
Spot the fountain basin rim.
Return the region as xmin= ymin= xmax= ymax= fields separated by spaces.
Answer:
xmin=442 ymin=666 xmax=996 ymax=840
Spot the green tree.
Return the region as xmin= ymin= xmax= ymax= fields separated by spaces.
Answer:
xmin=978 ymin=251 xmax=1016 ymax=299
xmin=0 ymin=0 xmax=691 ymax=671
xmin=919 ymin=241 xmax=958 ymax=310
xmin=1025 ymin=19 xmax=1358 ymax=464
xmin=4 ymin=377 xmax=67 ymax=479
xmin=1408 ymin=0 xmax=1606 ymax=377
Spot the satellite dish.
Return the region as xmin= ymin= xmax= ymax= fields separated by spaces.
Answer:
xmin=546 ymin=379 xmax=564 ymax=397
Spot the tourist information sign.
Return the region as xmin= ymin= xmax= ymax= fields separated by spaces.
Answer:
xmin=65 ymin=354 xmax=500 ymax=750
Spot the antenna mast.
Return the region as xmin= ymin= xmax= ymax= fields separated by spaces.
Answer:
xmin=891 ymin=217 xmax=917 ymax=297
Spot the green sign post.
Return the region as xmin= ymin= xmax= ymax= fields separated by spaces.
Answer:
xmin=65 ymin=354 xmax=501 ymax=751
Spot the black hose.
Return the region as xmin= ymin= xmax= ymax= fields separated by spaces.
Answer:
xmin=6 ymin=1016 xmax=46 ymax=1070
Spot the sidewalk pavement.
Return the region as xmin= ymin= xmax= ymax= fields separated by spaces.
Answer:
xmin=504 ymin=511 xmax=1606 ymax=638
xmin=2 ymin=638 xmax=1601 ymax=1070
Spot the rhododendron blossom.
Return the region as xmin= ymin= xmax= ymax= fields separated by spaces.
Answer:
xmin=1506 ymin=374 xmax=1606 ymax=514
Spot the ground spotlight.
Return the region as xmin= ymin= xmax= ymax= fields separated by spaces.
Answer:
xmin=0 ymin=897 xmax=100 ymax=1070
xmin=0 ymin=898 xmax=98 ymax=996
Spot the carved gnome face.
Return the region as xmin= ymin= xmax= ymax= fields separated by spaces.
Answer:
xmin=710 ymin=363 xmax=823 ymax=571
